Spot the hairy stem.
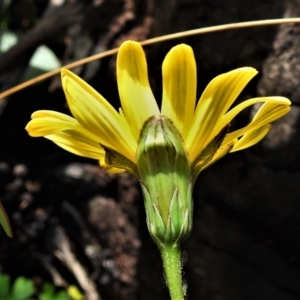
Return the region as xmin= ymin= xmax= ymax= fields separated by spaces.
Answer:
xmin=159 ymin=244 xmax=185 ymax=300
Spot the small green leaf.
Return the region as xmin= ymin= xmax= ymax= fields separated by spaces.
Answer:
xmin=39 ymin=283 xmax=69 ymax=300
xmin=0 ymin=274 xmax=11 ymax=297
xmin=22 ymin=45 xmax=61 ymax=81
xmin=39 ymin=283 xmax=55 ymax=300
xmin=0 ymin=30 xmax=61 ymax=82
xmin=29 ymin=45 xmax=60 ymax=71
xmin=53 ymin=290 xmax=69 ymax=300
xmin=11 ymin=277 xmax=35 ymax=300
xmin=0 ymin=30 xmax=17 ymax=52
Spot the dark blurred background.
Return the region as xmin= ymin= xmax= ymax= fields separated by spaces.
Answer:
xmin=0 ymin=0 xmax=300 ymax=299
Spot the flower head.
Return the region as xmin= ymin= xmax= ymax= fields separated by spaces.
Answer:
xmin=26 ymin=41 xmax=290 ymax=177
xmin=26 ymin=41 xmax=290 ymax=245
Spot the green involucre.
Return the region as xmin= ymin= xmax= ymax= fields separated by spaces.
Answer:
xmin=136 ymin=115 xmax=193 ymax=247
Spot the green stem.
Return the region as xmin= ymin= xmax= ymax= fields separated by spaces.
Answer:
xmin=159 ymin=244 xmax=185 ymax=300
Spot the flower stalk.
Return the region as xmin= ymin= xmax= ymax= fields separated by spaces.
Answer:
xmin=160 ymin=244 xmax=185 ymax=300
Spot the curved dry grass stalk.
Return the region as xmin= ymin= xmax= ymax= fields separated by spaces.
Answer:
xmin=1 ymin=17 xmax=300 ymax=99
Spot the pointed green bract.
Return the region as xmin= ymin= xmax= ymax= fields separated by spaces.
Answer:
xmin=191 ymin=124 xmax=229 ymax=179
xmin=103 ymin=146 xmax=138 ymax=176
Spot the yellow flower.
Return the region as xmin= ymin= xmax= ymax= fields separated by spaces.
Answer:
xmin=26 ymin=41 xmax=290 ymax=176
xmin=26 ymin=41 xmax=291 ymax=300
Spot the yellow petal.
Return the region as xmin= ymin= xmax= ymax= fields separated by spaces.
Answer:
xmin=252 ymin=102 xmax=290 ymax=124
xmin=186 ymin=67 xmax=258 ymax=162
xmin=61 ymin=69 xmax=137 ymax=162
xmin=26 ymin=110 xmax=101 ymax=142
xmin=231 ymin=124 xmax=271 ymax=152
xmin=45 ymin=130 xmax=105 ymax=159
xmin=101 ymin=165 xmax=125 ymax=173
xmin=223 ymin=102 xmax=290 ymax=145
xmin=31 ymin=110 xmax=77 ymax=122
xmin=46 ymin=131 xmax=124 ymax=173
xmin=161 ymin=44 xmax=196 ymax=139
xmin=218 ymin=96 xmax=290 ymax=134
xmin=26 ymin=111 xmax=78 ymax=137
xmin=117 ymin=41 xmax=159 ymax=139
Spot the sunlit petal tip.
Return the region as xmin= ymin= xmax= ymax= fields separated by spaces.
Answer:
xmin=117 ymin=41 xmax=148 ymax=86
xmin=252 ymin=103 xmax=291 ymax=124
xmin=61 ymin=68 xmax=113 ymax=119
xmin=26 ymin=119 xmax=61 ymax=137
xmin=237 ymin=66 xmax=258 ymax=74
xmin=30 ymin=110 xmax=77 ymax=124
xmin=216 ymin=67 xmax=258 ymax=83
xmin=26 ymin=110 xmax=80 ymax=137
xmin=165 ymin=43 xmax=195 ymax=59
xmin=214 ymin=67 xmax=259 ymax=89
xmin=25 ymin=122 xmax=33 ymax=134
xmin=219 ymin=96 xmax=291 ymax=132
xmin=25 ymin=121 xmax=41 ymax=137
xmin=61 ymin=68 xmax=81 ymax=84
xmin=61 ymin=68 xmax=93 ymax=104
xmin=31 ymin=111 xmax=53 ymax=119
xmin=61 ymin=68 xmax=70 ymax=77
xmin=161 ymin=44 xmax=197 ymax=138
xmin=225 ymin=67 xmax=258 ymax=78
xmin=267 ymin=96 xmax=291 ymax=105
xmin=30 ymin=111 xmax=40 ymax=118
xmin=31 ymin=110 xmax=63 ymax=119
xmin=61 ymin=68 xmax=75 ymax=94
xmin=162 ymin=44 xmax=196 ymax=75
xmin=217 ymin=67 xmax=259 ymax=88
